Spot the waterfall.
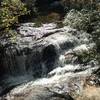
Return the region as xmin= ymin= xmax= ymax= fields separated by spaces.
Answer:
xmin=0 ymin=23 xmax=99 ymax=96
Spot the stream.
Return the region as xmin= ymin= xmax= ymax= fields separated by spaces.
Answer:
xmin=0 ymin=22 xmax=99 ymax=100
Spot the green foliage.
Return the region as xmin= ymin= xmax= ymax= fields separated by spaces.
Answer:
xmin=24 ymin=0 xmax=37 ymax=13
xmin=63 ymin=9 xmax=100 ymax=64
xmin=0 ymin=0 xmax=28 ymax=29
xmin=77 ymin=49 xmax=97 ymax=64
xmin=63 ymin=9 xmax=100 ymax=32
xmin=63 ymin=0 xmax=98 ymax=11
xmin=63 ymin=9 xmax=89 ymax=31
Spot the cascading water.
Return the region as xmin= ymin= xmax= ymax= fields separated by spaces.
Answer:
xmin=0 ymin=23 xmax=99 ymax=99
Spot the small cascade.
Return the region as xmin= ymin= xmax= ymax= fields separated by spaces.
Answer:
xmin=0 ymin=23 xmax=99 ymax=97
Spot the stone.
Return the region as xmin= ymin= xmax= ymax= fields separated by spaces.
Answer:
xmin=0 ymin=22 xmax=99 ymax=98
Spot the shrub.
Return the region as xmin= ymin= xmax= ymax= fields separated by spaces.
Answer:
xmin=63 ymin=9 xmax=100 ymax=32
xmin=62 ymin=0 xmax=98 ymax=11
xmin=0 ymin=0 xmax=28 ymax=29
xmin=24 ymin=0 xmax=37 ymax=13
xmin=63 ymin=9 xmax=89 ymax=31
xmin=63 ymin=9 xmax=100 ymax=64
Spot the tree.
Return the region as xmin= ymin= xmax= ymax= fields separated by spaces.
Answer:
xmin=0 ymin=0 xmax=28 ymax=29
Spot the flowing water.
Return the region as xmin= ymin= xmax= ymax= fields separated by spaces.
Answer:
xmin=0 ymin=22 xmax=99 ymax=98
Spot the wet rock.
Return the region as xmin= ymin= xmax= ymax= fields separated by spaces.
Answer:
xmin=1 ymin=85 xmax=74 ymax=100
xmin=86 ymin=75 xmax=100 ymax=86
xmin=0 ymin=22 xmax=99 ymax=97
xmin=2 ymin=76 xmax=85 ymax=100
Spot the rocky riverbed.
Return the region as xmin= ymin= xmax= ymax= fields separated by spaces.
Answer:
xmin=0 ymin=22 xmax=100 ymax=100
